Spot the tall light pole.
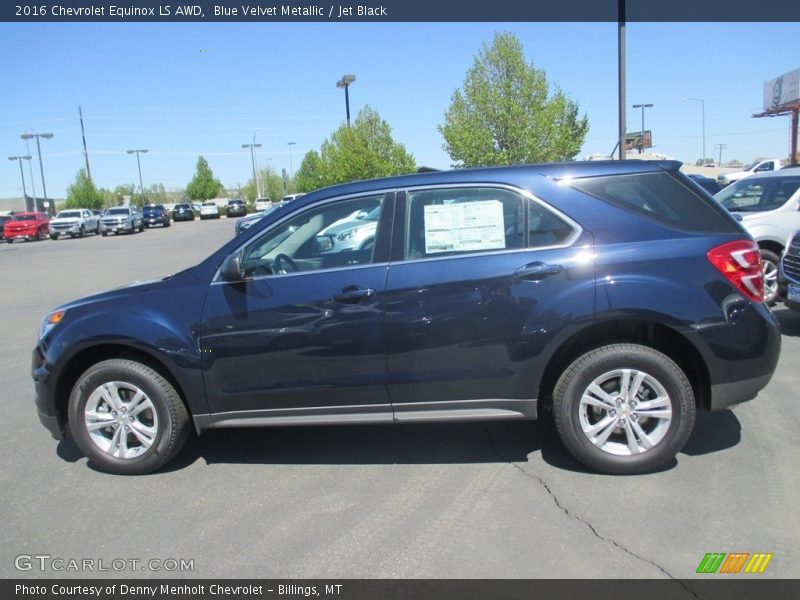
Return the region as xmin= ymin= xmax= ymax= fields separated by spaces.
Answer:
xmin=287 ymin=141 xmax=296 ymax=180
xmin=242 ymin=141 xmax=262 ymax=199
xmin=336 ymin=74 xmax=356 ymax=126
xmin=126 ymin=149 xmax=148 ymax=202
xmin=22 ymin=129 xmax=37 ymax=203
xmin=20 ymin=132 xmax=53 ymax=214
xmin=632 ymin=103 xmax=653 ymax=154
xmin=8 ymin=155 xmax=32 ymax=211
xmin=682 ymin=98 xmax=706 ymax=165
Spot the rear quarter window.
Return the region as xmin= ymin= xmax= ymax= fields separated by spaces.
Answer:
xmin=571 ymin=171 xmax=740 ymax=234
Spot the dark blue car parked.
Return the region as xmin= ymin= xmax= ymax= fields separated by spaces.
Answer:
xmin=32 ymin=161 xmax=780 ymax=475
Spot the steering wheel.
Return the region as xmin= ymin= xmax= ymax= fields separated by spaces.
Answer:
xmin=273 ymin=253 xmax=299 ymax=274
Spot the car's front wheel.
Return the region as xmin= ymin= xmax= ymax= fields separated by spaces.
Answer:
xmin=68 ymin=359 xmax=190 ymax=475
xmin=553 ymin=344 xmax=695 ymax=475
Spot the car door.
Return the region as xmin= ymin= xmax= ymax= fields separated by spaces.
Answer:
xmin=383 ymin=185 xmax=595 ymax=420
xmin=199 ymin=192 xmax=394 ymax=425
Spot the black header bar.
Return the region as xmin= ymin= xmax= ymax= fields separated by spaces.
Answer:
xmin=3 ymin=0 xmax=800 ymax=22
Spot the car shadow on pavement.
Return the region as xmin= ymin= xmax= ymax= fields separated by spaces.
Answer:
xmin=143 ymin=416 xmax=609 ymax=475
xmin=775 ymin=306 xmax=800 ymax=337
xmin=681 ymin=409 xmax=741 ymax=456
xmin=55 ymin=407 xmax=741 ymax=475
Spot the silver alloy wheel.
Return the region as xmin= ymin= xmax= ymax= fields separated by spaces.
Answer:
xmin=763 ymin=259 xmax=778 ymax=303
xmin=84 ymin=381 xmax=159 ymax=459
xmin=578 ymin=368 xmax=672 ymax=456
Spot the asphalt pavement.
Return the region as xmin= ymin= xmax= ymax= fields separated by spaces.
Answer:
xmin=1 ymin=217 xmax=798 ymax=581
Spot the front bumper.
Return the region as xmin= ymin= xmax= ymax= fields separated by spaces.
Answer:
xmin=50 ymin=224 xmax=81 ymax=236
xmin=100 ymin=220 xmax=133 ymax=232
xmin=32 ymin=347 xmax=64 ymax=440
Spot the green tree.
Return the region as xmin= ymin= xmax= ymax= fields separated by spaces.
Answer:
xmin=185 ymin=156 xmax=222 ymax=201
xmin=295 ymin=107 xmax=415 ymax=192
xmin=62 ymin=168 xmax=104 ymax=210
xmin=439 ymin=32 xmax=589 ymax=167
xmin=295 ymin=150 xmax=327 ymax=193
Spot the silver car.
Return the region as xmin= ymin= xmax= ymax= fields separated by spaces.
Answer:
xmin=315 ymin=205 xmax=380 ymax=253
xmin=100 ymin=206 xmax=144 ymax=236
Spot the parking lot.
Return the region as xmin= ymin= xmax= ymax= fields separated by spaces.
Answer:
xmin=1 ymin=217 xmax=799 ymax=581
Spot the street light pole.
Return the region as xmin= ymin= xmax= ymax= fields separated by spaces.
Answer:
xmin=682 ymin=98 xmax=706 ymax=165
xmin=8 ymin=155 xmax=32 ymax=211
xmin=126 ymin=149 xmax=148 ymax=202
xmin=632 ymin=103 xmax=653 ymax=154
xmin=287 ymin=142 xmax=296 ymax=180
xmin=20 ymin=132 xmax=53 ymax=214
xmin=22 ymin=130 xmax=37 ymax=203
xmin=242 ymin=141 xmax=262 ymax=199
xmin=336 ymin=74 xmax=356 ymax=126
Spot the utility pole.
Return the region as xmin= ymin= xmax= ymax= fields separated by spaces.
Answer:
xmin=715 ymin=143 xmax=727 ymax=167
xmin=79 ymin=106 xmax=92 ymax=182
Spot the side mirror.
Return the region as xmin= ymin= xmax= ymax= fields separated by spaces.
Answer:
xmin=219 ymin=251 xmax=245 ymax=282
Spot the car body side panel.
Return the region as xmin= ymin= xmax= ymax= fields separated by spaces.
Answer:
xmin=383 ymin=239 xmax=595 ymax=406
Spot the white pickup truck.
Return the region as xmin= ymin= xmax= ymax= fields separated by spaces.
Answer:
xmin=717 ymin=158 xmax=785 ymax=186
xmin=48 ymin=208 xmax=101 ymax=240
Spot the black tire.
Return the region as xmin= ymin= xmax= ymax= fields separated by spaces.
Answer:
xmin=760 ymin=249 xmax=780 ymax=306
xmin=553 ymin=344 xmax=695 ymax=475
xmin=79 ymin=225 xmax=86 ymax=238
xmin=68 ymin=358 xmax=190 ymax=475
xmin=101 ymin=231 xmax=108 ymax=237
xmin=50 ymin=234 xmax=58 ymax=240
xmin=6 ymin=238 xmax=12 ymax=244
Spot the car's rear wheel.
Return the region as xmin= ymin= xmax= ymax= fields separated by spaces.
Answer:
xmin=68 ymin=359 xmax=190 ymax=475
xmin=760 ymin=249 xmax=779 ymax=306
xmin=553 ymin=344 xmax=695 ymax=475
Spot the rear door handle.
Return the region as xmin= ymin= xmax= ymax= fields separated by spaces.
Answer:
xmin=515 ymin=262 xmax=563 ymax=281
xmin=333 ymin=286 xmax=376 ymax=304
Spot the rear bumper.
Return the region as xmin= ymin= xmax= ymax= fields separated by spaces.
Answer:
xmin=694 ymin=302 xmax=780 ymax=411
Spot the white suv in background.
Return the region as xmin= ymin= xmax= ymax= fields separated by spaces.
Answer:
xmin=254 ymin=197 xmax=272 ymax=211
xmin=715 ymin=167 xmax=800 ymax=304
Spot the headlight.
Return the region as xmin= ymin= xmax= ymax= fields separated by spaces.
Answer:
xmin=39 ymin=310 xmax=66 ymax=340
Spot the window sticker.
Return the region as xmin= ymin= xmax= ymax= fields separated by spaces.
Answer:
xmin=423 ymin=200 xmax=506 ymax=254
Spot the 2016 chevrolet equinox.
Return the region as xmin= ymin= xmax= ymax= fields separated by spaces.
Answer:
xmin=32 ymin=161 xmax=781 ymax=475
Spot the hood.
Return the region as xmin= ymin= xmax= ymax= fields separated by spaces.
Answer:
xmin=320 ymin=217 xmax=377 ymax=237
xmin=56 ymin=276 xmax=170 ymax=312
xmin=50 ymin=217 xmax=79 ymax=225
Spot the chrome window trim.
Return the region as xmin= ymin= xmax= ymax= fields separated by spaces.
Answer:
xmin=212 ymin=182 xmax=582 ymax=281
xmin=396 ymin=182 xmax=583 ymax=264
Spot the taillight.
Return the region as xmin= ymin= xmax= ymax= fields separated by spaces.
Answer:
xmin=707 ymin=240 xmax=764 ymax=303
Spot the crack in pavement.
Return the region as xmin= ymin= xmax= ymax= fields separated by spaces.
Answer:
xmin=481 ymin=424 xmax=699 ymax=599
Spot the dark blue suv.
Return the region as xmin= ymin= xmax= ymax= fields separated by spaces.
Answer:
xmin=32 ymin=161 xmax=780 ymax=475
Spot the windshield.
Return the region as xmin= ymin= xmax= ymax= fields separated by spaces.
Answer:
xmin=12 ymin=214 xmax=36 ymax=221
xmin=56 ymin=211 xmax=81 ymax=219
xmin=742 ymin=160 xmax=760 ymax=171
xmin=715 ymin=177 xmax=800 ymax=213
xmin=106 ymin=208 xmax=130 ymax=215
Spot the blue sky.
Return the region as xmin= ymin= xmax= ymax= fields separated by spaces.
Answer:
xmin=1 ymin=21 xmax=798 ymax=199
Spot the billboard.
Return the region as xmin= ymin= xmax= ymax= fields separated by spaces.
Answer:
xmin=625 ymin=130 xmax=652 ymax=151
xmin=763 ymin=68 xmax=800 ymax=110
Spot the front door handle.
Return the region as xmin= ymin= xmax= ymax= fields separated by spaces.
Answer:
xmin=515 ymin=262 xmax=563 ymax=281
xmin=333 ymin=286 xmax=376 ymax=304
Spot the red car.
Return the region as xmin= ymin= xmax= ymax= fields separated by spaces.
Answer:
xmin=4 ymin=212 xmax=49 ymax=243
